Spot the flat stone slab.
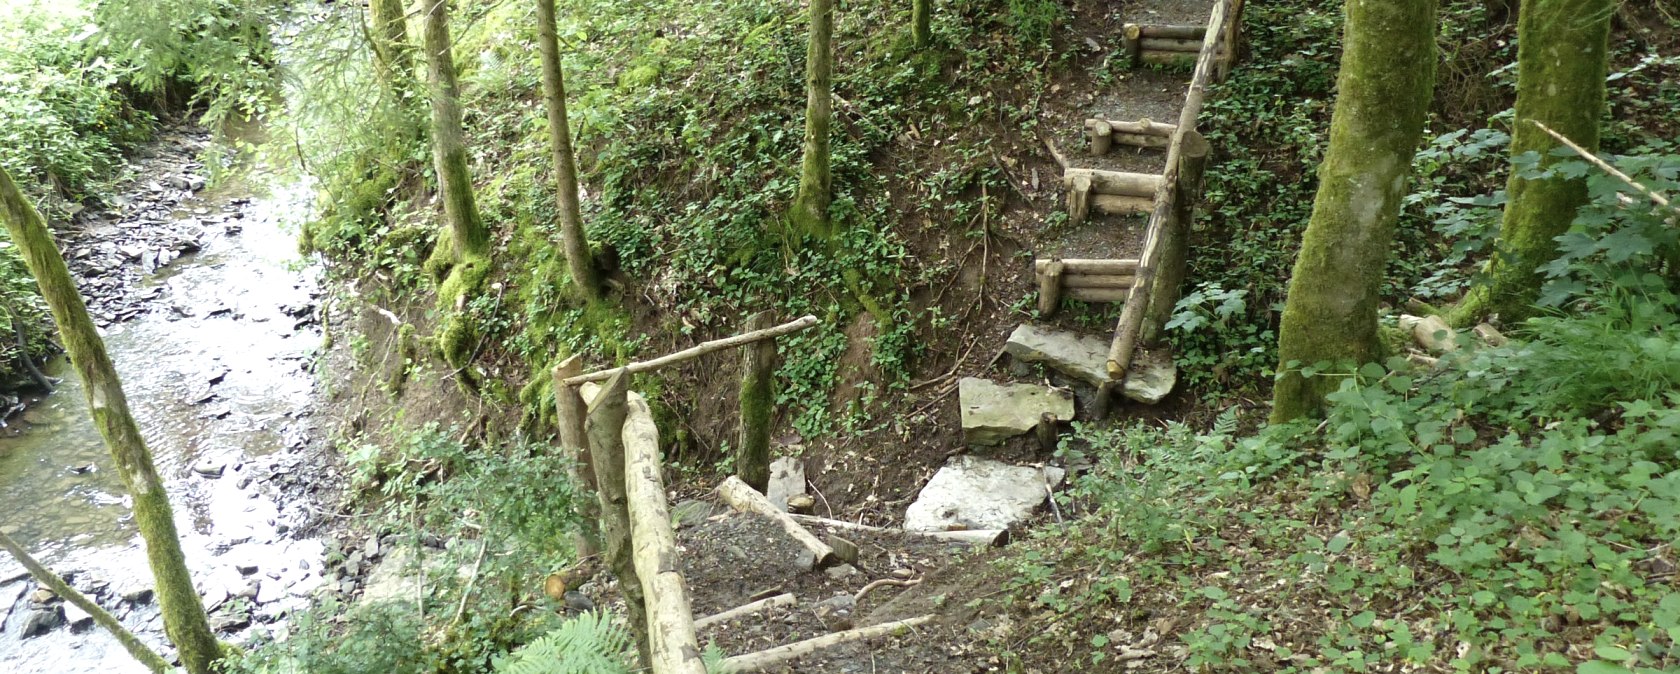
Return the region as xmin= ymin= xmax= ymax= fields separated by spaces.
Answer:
xmin=958 ymin=377 xmax=1074 ymax=445
xmin=1003 ymin=323 xmax=1177 ymax=404
xmin=904 ymin=457 xmax=1066 ymax=532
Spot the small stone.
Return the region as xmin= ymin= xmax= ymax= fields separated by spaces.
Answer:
xmin=824 ymin=564 xmax=860 ymax=580
xmin=211 ymin=612 xmax=250 ymax=633
xmin=236 ymin=563 xmax=259 ymax=576
xmin=813 ymin=594 xmax=856 ymax=632
xmin=828 ymin=536 xmax=860 ymax=566
xmin=121 ymin=586 xmax=154 ymax=605
xmin=563 ymin=590 xmax=594 ymax=613
xmin=30 ymin=588 xmax=55 ymax=604
xmin=192 ymin=459 xmax=225 ymax=478
xmin=365 ymin=536 xmax=381 ymax=559
xmin=786 ymin=494 xmax=816 ymax=514
xmin=64 ymin=602 xmax=94 ymax=632
xmin=670 ymin=500 xmax=714 ymax=529
xmin=904 ymin=456 xmax=1066 ymax=532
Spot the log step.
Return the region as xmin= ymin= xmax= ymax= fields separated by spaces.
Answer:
xmin=1034 ymin=258 xmax=1140 ymax=315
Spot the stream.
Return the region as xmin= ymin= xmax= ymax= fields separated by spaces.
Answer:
xmin=0 ymin=127 xmax=335 ymax=672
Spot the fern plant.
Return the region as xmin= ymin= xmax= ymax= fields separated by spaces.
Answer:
xmin=491 ymin=611 xmax=634 ymax=674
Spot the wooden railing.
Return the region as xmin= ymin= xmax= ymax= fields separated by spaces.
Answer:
xmin=1106 ymin=0 xmax=1241 ymax=378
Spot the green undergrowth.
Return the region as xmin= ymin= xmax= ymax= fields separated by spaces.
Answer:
xmin=998 ymin=130 xmax=1680 ymax=672
xmin=1167 ymin=0 xmax=1680 ymax=401
xmin=1004 ymin=309 xmax=1680 ymax=671
xmin=232 ymin=423 xmax=588 ymax=673
xmin=292 ymin=0 xmax=1076 ymax=446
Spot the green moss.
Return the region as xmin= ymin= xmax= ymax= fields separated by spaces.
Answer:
xmin=424 ymin=227 xmax=459 ymax=284
xmin=436 ymin=255 xmax=490 ymax=369
xmin=387 ymin=323 xmax=416 ymax=396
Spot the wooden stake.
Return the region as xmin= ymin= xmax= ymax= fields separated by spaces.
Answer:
xmin=1037 ymin=260 xmax=1065 ymax=316
xmin=1122 ymin=23 xmax=1142 ymax=64
xmin=720 ymin=615 xmax=935 ymax=672
xmin=1095 ymin=118 xmax=1178 ymax=137
xmin=717 ymin=476 xmax=838 ymax=569
xmin=1067 ymin=173 xmax=1092 ymax=225
xmin=565 ymin=316 xmax=819 ymax=385
xmin=737 ymin=311 xmax=775 ymax=493
xmin=1036 ymin=412 xmax=1058 ymax=451
xmin=586 ymin=369 xmax=650 ymax=666
xmin=623 ymin=393 xmax=707 ymax=674
xmin=553 ymin=354 xmax=599 ymax=557
xmin=694 ymin=593 xmax=798 ymax=631
xmin=1087 ymin=118 xmax=1113 ymax=156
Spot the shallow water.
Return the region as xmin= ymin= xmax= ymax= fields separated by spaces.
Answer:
xmin=0 ymin=145 xmax=330 ymax=672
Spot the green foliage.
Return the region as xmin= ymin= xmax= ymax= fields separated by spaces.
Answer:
xmin=1004 ymin=270 xmax=1680 ymax=669
xmin=231 ymin=599 xmax=439 ymax=674
xmin=90 ymin=0 xmax=279 ymax=124
xmin=490 ymin=611 xmax=633 ymax=674
xmin=0 ymin=1 xmax=150 ymax=207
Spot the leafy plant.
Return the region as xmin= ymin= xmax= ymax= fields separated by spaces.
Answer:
xmin=490 ymin=611 xmax=633 ymax=674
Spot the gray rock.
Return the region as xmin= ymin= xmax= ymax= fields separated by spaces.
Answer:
xmin=63 ymin=601 xmax=93 ymax=632
xmin=21 ymin=606 xmax=63 ymax=638
xmin=120 ymin=585 xmax=154 ymax=605
xmin=904 ymin=456 xmax=1065 ymax=532
xmin=765 ymin=457 xmax=806 ymax=512
xmin=210 ymin=612 xmax=250 ymax=633
xmin=957 ymin=378 xmax=1074 ymax=445
xmin=813 ymin=593 xmax=856 ymax=631
xmin=670 ymin=500 xmax=715 ymax=529
xmin=192 ymin=459 xmax=225 ymax=478
xmin=358 ymin=547 xmax=418 ymax=607
xmin=1004 ymin=323 xmax=1177 ymax=404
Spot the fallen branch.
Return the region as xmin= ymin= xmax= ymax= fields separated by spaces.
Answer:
xmin=1530 ymin=119 xmax=1678 ymax=215
xmin=717 ymin=476 xmax=838 ymax=569
xmin=694 ymin=593 xmax=797 ymax=631
xmin=565 ymin=316 xmax=819 ymax=385
xmin=0 ymin=530 xmax=169 ymax=673
xmin=624 ymin=393 xmax=707 ymax=674
xmin=789 ymin=513 xmax=1008 ymax=546
xmin=720 ymin=614 xmax=935 ymax=672
xmin=853 ymin=578 xmax=919 ymax=604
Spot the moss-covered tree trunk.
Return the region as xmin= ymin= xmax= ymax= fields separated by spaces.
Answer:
xmin=535 ymin=0 xmax=601 ymax=301
xmin=789 ymin=0 xmax=835 ymax=238
xmin=423 ymin=0 xmax=488 ymax=260
xmin=369 ymin=0 xmax=413 ymax=84
xmin=1271 ymin=0 xmax=1437 ymax=423
xmin=912 ymin=0 xmax=931 ymax=48
xmin=0 ymin=166 xmax=221 ymax=673
xmin=737 ymin=311 xmax=774 ymax=493
xmin=1449 ymin=0 xmax=1612 ymax=326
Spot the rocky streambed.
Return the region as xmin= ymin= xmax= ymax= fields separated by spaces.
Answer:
xmin=0 ymin=126 xmax=343 ymax=672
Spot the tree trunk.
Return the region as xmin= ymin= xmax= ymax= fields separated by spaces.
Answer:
xmin=737 ymin=311 xmax=775 ymax=493
xmin=0 ymin=530 xmax=170 ymax=674
xmin=912 ymin=0 xmax=931 ymax=48
xmin=1270 ymin=0 xmax=1437 ymax=423
xmin=369 ymin=0 xmax=413 ymax=84
xmin=789 ymin=0 xmax=835 ymax=238
xmin=1449 ymin=0 xmax=1612 ymax=326
xmin=535 ymin=0 xmax=602 ymax=301
xmin=422 ymin=0 xmax=489 ymax=260
xmin=0 ymin=167 xmax=222 ymax=673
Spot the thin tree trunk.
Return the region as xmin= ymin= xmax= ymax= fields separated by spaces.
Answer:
xmin=1450 ymin=0 xmax=1612 ymax=326
xmin=1271 ymin=0 xmax=1438 ymax=422
xmin=912 ymin=0 xmax=931 ymax=48
xmin=586 ymin=370 xmax=650 ymax=667
xmin=790 ymin=0 xmax=835 ymax=238
xmin=535 ymin=0 xmax=602 ymax=301
xmin=737 ymin=311 xmax=775 ymax=492
xmin=0 ymin=530 xmax=169 ymax=674
xmin=0 ymin=166 xmax=222 ymax=673
xmin=369 ymin=0 xmax=413 ymax=84
xmin=422 ymin=0 xmax=489 ymax=260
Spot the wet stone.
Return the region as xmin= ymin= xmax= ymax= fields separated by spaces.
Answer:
xmin=63 ymin=602 xmax=93 ymax=632
xmin=957 ymin=377 xmax=1074 ymax=445
xmin=21 ymin=606 xmax=63 ymax=638
xmin=192 ymin=459 xmax=226 ymax=478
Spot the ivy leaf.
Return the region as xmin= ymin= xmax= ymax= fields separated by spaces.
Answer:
xmin=1592 ymin=646 xmax=1633 ymax=662
xmin=1577 ymin=661 xmax=1633 ymax=674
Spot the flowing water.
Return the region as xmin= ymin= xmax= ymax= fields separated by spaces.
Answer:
xmin=0 ymin=135 xmax=332 ymax=672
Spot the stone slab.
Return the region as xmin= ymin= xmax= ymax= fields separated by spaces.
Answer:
xmin=904 ymin=456 xmax=1065 ymax=532
xmin=1003 ymin=323 xmax=1177 ymax=404
xmin=958 ymin=378 xmax=1074 ymax=445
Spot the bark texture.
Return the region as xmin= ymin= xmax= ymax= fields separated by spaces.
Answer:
xmin=1451 ymin=0 xmax=1612 ymax=326
xmin=912 ymin=0 xmax=931 ymax=48
xmin=0 ymin=530 xmax=169 ymax=673
xmin=737 ymin=311 xmax=775 ymax=492
xmin=586 ymin=370 xmax=650 ymax=666
xmin=790 ymin=0 xmax=835 ymax=237
xmin=369 ymin=0 xmax=413 ymax=83
xmin=0 ymin=167 xmax=222 ymax=673
xmin=535 ymin=0 xmax=602 ymax=301
xmin=422 ymin=0 xmax=489 ymax=259
xmin=1271 ymin=0 xmax=1437 ymax=422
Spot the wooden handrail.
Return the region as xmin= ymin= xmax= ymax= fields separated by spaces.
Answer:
xmin=563 ymin=315 xmax=819 ymax=385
